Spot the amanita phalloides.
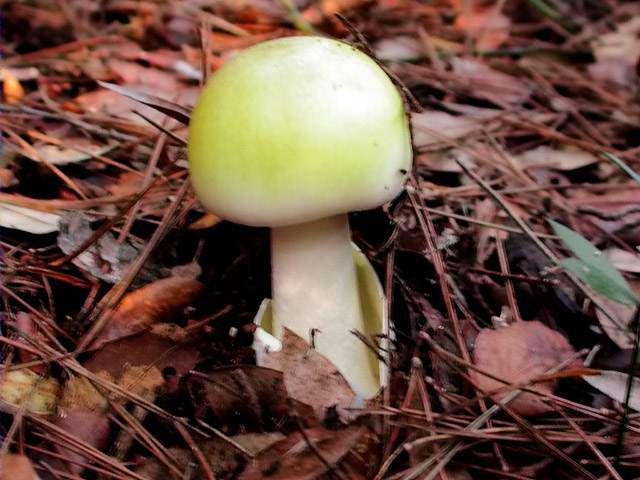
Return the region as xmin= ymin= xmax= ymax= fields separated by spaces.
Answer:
xmin=188 ymin=36 xmax=412 ymax=397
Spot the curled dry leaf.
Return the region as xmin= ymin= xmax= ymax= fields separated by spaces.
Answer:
xmin=471 ymin=321 xmax=577 ymax=416
xmin=0 ymin=369 xmax=59 ymax=416
xmin=186 ymin=366 xmax=289 ymax=432
xmin=262 ymin=328 xmax=355 ymax=419
xmin=0 ymin=204 xmax=61 ymax=234
xmin=238 ymin=427 xmax=365 ymax=480
xmin=85 ymin=276 xmax=204 ymax=351
xmin=0 ymin=454 xmax=40 ymax=480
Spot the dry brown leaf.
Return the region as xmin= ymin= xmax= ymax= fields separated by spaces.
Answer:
xmin=450 ymin=57 xmax=530 ymax=104
xmin=58 ymin=212 xmax=139 ymax=283
xmin=23 ymin=137 xmax=115 ymax=166
xmin=454 ymin=6 xmax=511 ymax=51
xmin=471 ymin=321 xmax=577 ymax=416
xmin=375 ymin=36 xmax=424 ymax=62
xmin=52 ymin=410 xmax=111 ymax=476
xmin=569 ymin=189 xmax=640 ymax=244
xmin=411 ymin=111 xmax=483 ymax=149
xmin=604 ymin=248 xmax=640 ymax=274
xmin=518 ymin=145 xmax=599 ymax=171
xmin=85 ymin=276 xmax=204 ymax=351
xmin=135 ymin=432 xmax=286 ymax=479
xmin=0 ymin=168 xmax=17 ymax=189
xmin=107 ymin=60 xmax=181 ymax=91
xmin=238 ymin=427 xmax=365 ymax=480
xmin=186 ymin=366 xmax=290 ymax=431
xmin=589 ymin=16 xmax=640 ymax=88
xmin=0 ymin=454 xmax=40 ymax=480
xmin=592 ymin=280 xmax=640 ymax=349
xmin=262 ymin=328 xmax=356 ymax=419
xmin=84 ymin=328 xmax=199 ymax=394
xmin=67 ymin=84 xmax=198 ymax=125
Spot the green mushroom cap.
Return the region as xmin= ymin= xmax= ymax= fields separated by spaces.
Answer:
xmin=188 ymin=36 xmax=412 ymax=227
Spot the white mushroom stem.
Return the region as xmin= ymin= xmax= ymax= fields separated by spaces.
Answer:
xmin=271 ymin=214 xmax=379 ymax=397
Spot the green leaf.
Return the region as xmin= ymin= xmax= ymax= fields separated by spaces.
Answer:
xmin=550 ymin=220 xmax=639 ymax=305
xmin=601 ymin=152 xmax=640 ymax=186
xmin=560 ymin=258 xmax=638 ymax=305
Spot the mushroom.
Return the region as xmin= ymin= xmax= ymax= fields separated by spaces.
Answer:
xmin=188 ymin=36 xmax=412 ymax=396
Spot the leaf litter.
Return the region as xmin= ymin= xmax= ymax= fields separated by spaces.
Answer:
xmin=2 ymin=0 xmax=640 ymax=479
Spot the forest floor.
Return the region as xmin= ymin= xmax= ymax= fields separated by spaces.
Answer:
xmin=1 ymin=0 xmax=640 ymax=479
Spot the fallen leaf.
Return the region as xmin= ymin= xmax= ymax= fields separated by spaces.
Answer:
xmin=375 ymin=36 xmax=423 ymax=62
xmin=52 ymin=410 xmax=112 ymax=476
xmin=0 ymin=168 xmax=18 ymax=188
xmin=570 ymin=188 xmax=640 ymax=244
xmin=583 ymin=370 xmax=640 ymax=412
xmin=186 ymin=366 xmax=289 ymax=432
xmin=587 ymin=59 xmax=633 ymax=89
xmin=135 ymin=433 xmax=286 ymax=479
xmin=22 ymin=137 xmax=115 ymax=166
xmin=57 ymin=372 xmax=112 ymax=414
xmin=550 ymin=219 xmax=638 ymax=305
xmin=0 ymin=204 xmax=61 ymax=234
xmin=454 ymin=6 xmax=511 ymax=51
xmin=0 ymin=454 xmax=40 ymax=480
xmin=592 ymin=281 xmax=639 ymax=349
xmin=0 ymin=67 xmax=40 ymax=82
xmin=188 ymin=212 xmax=223 ymax=230
xmin=518 ymin=146 xmax=599 ymax=171
xmin=15 ymin=312 xmax=46 ymax=373
xmin=0 ymin=369 xmax=60 ymax=416
xmin=605 ymin=248 xmax=640 ymax=274
xmin=97 ymin=81 xmax=192 ymax=125
xmin=411 ymin=111 xmax=483 ymax=149
xmin=2 ymin=71 xmax=25 ymax=104
xmin=238 ymin=427 xmax=365 ymax=480
xmin=262 ymin=328 xmax=355 ymax=419
xmin=471 ymin=321 xmax=577 ymax=416
xmin=450 ymin=57 xmax=530 ymax=105
xmin=84 ymin=276 xmax=204 ymax=351
xmin=84 ymin=328 xmax=199 ymax=391
xmin=57 ymin=212 xmax=140 ymax=284
xmin=107 ymin=60 xmax=181 ymax=91
xmin=589 ymin=16 xmax=640 ymax=88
